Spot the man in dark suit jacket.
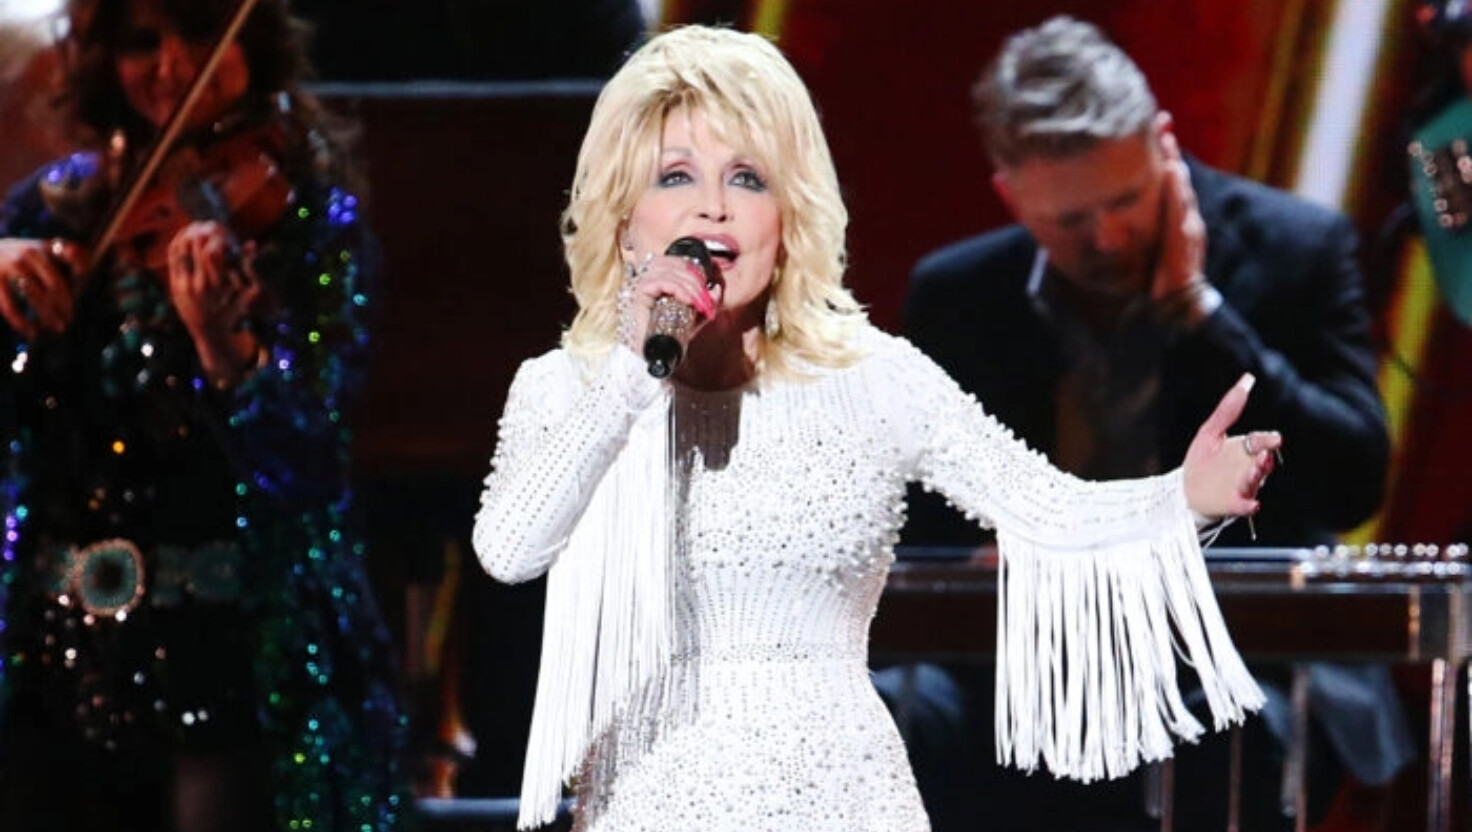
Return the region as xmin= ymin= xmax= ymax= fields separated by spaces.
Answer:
xmin=892 ymin=16 xmax=1411 ymax=832
xmin=905 ymin=157 xmax=1386 ymax=550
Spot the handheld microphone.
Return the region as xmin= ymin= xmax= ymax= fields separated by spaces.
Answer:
xmin=644 ymin=237 xmax=720 ymax=378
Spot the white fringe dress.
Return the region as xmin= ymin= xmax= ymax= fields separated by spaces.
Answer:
xmin=473 ymin=324 xmax=1262 ymax=832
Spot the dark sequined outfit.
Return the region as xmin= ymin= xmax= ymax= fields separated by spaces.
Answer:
xmin=0 ymin=122 xmax=409 ymax=831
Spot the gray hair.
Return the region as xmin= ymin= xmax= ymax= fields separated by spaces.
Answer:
xmin=972 ymin=16 xmax=1158 ymax=167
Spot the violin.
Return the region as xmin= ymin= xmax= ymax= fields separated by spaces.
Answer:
xmin=105 ymin=117 xmax=297 ymax=276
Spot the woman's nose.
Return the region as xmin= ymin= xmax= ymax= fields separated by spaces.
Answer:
xmin=697 ymin=184 xmax=729 ymax=222
xmin=155 ymin=33 xmax=195 ymax=83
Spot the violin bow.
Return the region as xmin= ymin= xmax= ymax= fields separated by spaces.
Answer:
xmin=85 ymin=0 xmax=264 ymax=270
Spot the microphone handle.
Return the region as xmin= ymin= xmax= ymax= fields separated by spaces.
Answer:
xmin=642 ymin=237 xmax=717 ymax=378
xmin=644 ymin=295 xmax=696 ymax=378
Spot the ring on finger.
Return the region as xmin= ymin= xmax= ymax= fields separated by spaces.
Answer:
xmin=1243 ymin=434 xmax=1257 ymax=456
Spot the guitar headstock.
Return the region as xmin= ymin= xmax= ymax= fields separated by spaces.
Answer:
xmin=1407 ymin=97 xmax=1472 ymax=325
xmin=1409 ymin=138 xmax=1472 ymax=233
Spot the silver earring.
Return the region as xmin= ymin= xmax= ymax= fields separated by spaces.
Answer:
xmin=619 ymin=229 xmax=634 ymax=252
xmin=764 ymin=268 xmax=782 ymax=338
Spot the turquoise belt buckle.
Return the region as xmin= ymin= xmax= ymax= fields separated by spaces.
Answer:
xmin=68 ymin=538 xmax=146 ymax=619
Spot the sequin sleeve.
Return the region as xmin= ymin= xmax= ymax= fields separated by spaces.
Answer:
xmin=215 ymin=185 xmax=374 ymax=501
xmin=0 ymin=164 xmax=372 ymax=499
xmin=473 ymin=347 xmax=663 ymax=584
xmin=0 ymin=165 xmax=67 ymax=349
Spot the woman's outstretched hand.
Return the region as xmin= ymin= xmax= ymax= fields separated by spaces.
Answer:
xmin=1183 ymin=373 xmax=1282 ymax=521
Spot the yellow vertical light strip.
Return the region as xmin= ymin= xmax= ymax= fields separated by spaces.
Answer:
xmin=1343 ymin=240 xmax=1439 ymax=545
xmin=1246 ymin=0 xmax=1312 ymax=183
xmin=1343 ymin=3 xmax=1422 ymax=221
xmin=751 ymin=0 xmax=788 ymax=39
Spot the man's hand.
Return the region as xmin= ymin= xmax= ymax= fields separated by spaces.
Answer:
xmin=1149 ymin=129 xmax=1222 ymax=329
xmin=1150 ymin=130 xmax=1207 ymax=302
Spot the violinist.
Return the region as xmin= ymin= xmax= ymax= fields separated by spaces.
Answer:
xmin=0 ymin=2 xmax=409 ymax=831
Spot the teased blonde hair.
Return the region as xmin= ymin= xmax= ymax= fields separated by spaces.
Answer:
xmin=560 ymin=25 xmax=863 ymax=376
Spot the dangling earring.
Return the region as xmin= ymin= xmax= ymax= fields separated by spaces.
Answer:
xmin=764 ymin=267 xmax=781 ymax=338
xmin=619 ymin=228 xmax=634 ymax=252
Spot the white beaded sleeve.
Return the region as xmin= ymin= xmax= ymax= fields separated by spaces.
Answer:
xmin=873 ymin=331 xmax=1263 ymax=784
xmin=472 ymin=347 xmax=661 ymax=583
xmin=472 ymin=346 xmax=675 ymax=829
